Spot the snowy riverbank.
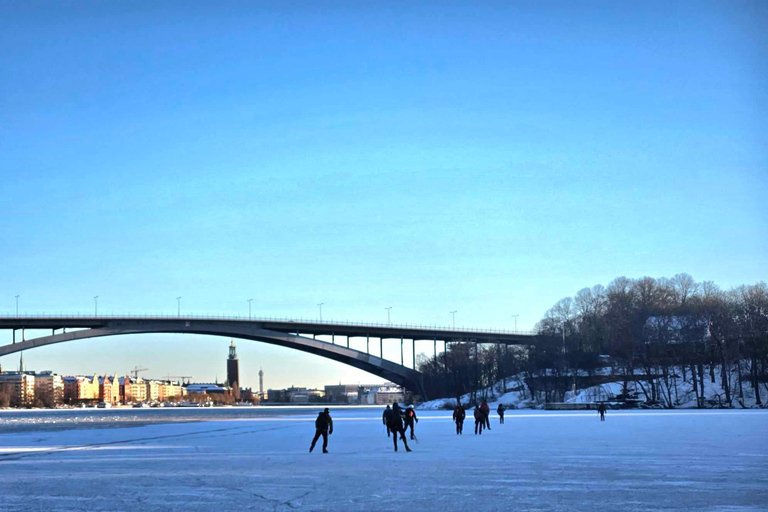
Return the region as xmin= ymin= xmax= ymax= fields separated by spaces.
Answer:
xmin=420 ymin=366 xmax=767 ymax=411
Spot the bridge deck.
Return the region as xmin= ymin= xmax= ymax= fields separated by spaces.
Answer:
xmin=0 ymin=316 xmax=536 ymax=344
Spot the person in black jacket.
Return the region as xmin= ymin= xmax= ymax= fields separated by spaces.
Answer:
xmin=385 ymin=402 xmax=412 ymax=452
xmin=453 ymin=404 xmax=466 ymax=435
xmin=473 ymin=405 xmax=484 ymax=435
xmin=309 ymin=408 xmax=333 ymax=453
xmin=383 ymin=405 xmax=392 ymax=437
xmin=404 ymin=405 xmax=419 ymax=440
xmin=497 ymin=403 xmax=505 ymax=424
xmin=598 ymin=402 xmax=606 ymax=421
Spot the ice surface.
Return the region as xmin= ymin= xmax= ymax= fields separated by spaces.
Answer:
xmin=1 ymin=408 xmax=767 ymax=511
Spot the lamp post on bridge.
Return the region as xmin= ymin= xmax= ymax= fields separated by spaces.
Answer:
xmin=511 ymin=314 xmax=519 ymax=332
xmin=15 ymin=295 xmax=19 ymax=317
xmin=317 ymin=303 xmax=324 ymax=322
xmin=248 ymin=299 xmax=253 ymax=320
xmin=176 ymin=297 xmax=181 ymax=317
xmin=385 ymin=307 xmax=392 ymax=326
xmin=450 ymin=310 xmax=457 ymax=329
xmin=94 ymin=296 xmax=99 ymax=316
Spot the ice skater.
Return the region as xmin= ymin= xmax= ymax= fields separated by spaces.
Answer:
xmin=497 ymin=403 xmax=505 ymax=424
xmin=404 ymin=405 xmax=419 ymax=440
xmin=598 ymin=402 xmax=606 ymax=422
xmin=385 ymin=402 xmax=412 ymax=452
xmin=309 ymin=408 xmax=333 ymax=453
xmin=474 ymin=404 xmax=484 ymax=435
xmin=480 ymin=400 xmax=491 ymax=430
xmin=383 ymin=405 xmax=392 ymax=437
xmin=453 ymin=403 xmax=466 ymax=435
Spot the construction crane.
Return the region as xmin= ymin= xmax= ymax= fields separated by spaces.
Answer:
xmin=130 ymin=366 xmax=148 ymax=379
xmin=167 ymin=375 xmax=193 ymax=385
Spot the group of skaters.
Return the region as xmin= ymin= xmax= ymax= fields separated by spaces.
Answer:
xmin=452 ymin=399 xmax=505 ymax=435
xmin=382 ymin=402 xmax=417 ymax=452
xmin=310 ymin=399 xmax=608 ymax=454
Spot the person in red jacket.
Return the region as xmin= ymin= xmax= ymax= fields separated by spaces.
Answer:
xmin=480 ymin=400 xmax=491 ymax=430
xmin=404 ymin=405 xmax=419 ymax=440
xmin=385 ymin=402 xmax=412 ymax=452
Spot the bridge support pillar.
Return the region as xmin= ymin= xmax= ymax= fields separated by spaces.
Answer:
xmin=346 ymin=336 xmax=349 ymax=348
xmin=380 ymin=337 xmax=383 ymax=358
xmin=400 ymin=337 xmax=403 ymax=366
xmin=433 ymin=338 xmax=436 ymax=360
xmin=366 ymin=335 xmax=369 ymax=354
xmin=412 ymin=339 xmax=416 ymax=369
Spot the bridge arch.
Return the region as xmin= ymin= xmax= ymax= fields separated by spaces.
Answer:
xmin=0 ymin=319 xmax=426 ymax=396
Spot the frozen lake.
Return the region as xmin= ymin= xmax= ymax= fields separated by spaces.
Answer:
xmin=1 ymin=408 xmax=767 ymax=511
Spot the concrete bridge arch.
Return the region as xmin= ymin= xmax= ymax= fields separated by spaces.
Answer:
xmin=0 ymin=318 xmax=427 ymax=396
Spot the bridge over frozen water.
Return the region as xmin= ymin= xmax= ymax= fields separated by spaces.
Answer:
xmin=0 ymin=315 xmax=536 ymax=397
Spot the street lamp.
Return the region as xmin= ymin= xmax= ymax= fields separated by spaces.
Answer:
xmin=385 ymin=307 xmax=392 ymax=325
xmin=94 ymin=296 xmax=99 ymax=316
xmin=248 ymin=299 xmax=253 ymax=320
xmin=317 ymin=303 xmax=324 ymax=322
xmin=450 ymin=310 xmax=457 ymax=329
xmin=15 ymin=295 xmax=19 ymax=317
xmin=176 ymin=297 xmax=182 ymax=317
xmin=511 ymin=314 xmax=519 ymax=332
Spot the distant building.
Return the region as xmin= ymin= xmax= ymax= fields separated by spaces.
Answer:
xmin=64 ymin=375 xmax=99 ymax=403
xmin=267 ymin=388 xmax=287 ymax=402
xmin=240 ymin=387 xmax=258 ymax=403
xmin=158 ymin=380 xmax=184 ymax=401
xmin=370 ymin=384 xmax=406 ymax=405
xmin=34 ymin=371 xmax=64 ymax=406
xmin=0 ymin=372 xmax=36 ymax=407
xmin=99 ymin=375 xmax=121 ymax=404
xmin=324 ymin=384 xmax=360 ymax=403
xmin=326 ymin=383 xmax=405 ymax=404
xmin=226 ymin=340 xmax=240 ymax=400
xmin=119 ymin=376 xmax=147 ymax=403
xmin=146 ymin=380 xmax=161 ymax=403
xmin=265 ymin=386 xmax=323 ymax=403
xmin=290 ymin=389 xmax=325 ymax=403
xmin=184 ymin=383 xmax=230 ymax=396
xmin=258 ymin=367 xmax=264 ymax=399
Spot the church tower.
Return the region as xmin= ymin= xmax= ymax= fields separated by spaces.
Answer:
xmin=258 ymin=367 xmax=264 ymax=398
xmin=226 ymin=340 xmax=240 ymax=400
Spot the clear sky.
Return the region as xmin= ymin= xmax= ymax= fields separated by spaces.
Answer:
xmin=1 ymin=1 xmax=766 ymax=390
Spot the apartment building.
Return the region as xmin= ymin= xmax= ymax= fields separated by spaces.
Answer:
xmin=99 ymin=375 xmax=121 ymax=404
xmin=34 ymin=371 xmax=64 ymax=406
xmin=0 ymin=372 xmax=36 ymax=407
xmin=63 ymin=375 xmax=99 ymax=403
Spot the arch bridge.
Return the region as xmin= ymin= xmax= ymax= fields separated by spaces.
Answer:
xmin=0 ymin=316 xmax=536 ymax=399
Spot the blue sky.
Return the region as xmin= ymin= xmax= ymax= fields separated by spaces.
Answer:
xmin=1 ymin=1 xmax=766 ymax=390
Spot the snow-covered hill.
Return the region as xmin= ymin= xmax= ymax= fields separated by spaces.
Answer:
xmin=420 ymin=365 xmax=766 ymax=410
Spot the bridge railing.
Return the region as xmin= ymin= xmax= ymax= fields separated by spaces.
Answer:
xmin=0 ymin=312 xmax=536 ymax=335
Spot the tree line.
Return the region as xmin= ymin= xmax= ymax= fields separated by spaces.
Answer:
xmin=418 ymin=274 xmax=768 ymax=408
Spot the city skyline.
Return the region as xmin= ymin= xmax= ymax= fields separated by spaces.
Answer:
xmin=1 ymin=1 xmax=766 ymax=389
